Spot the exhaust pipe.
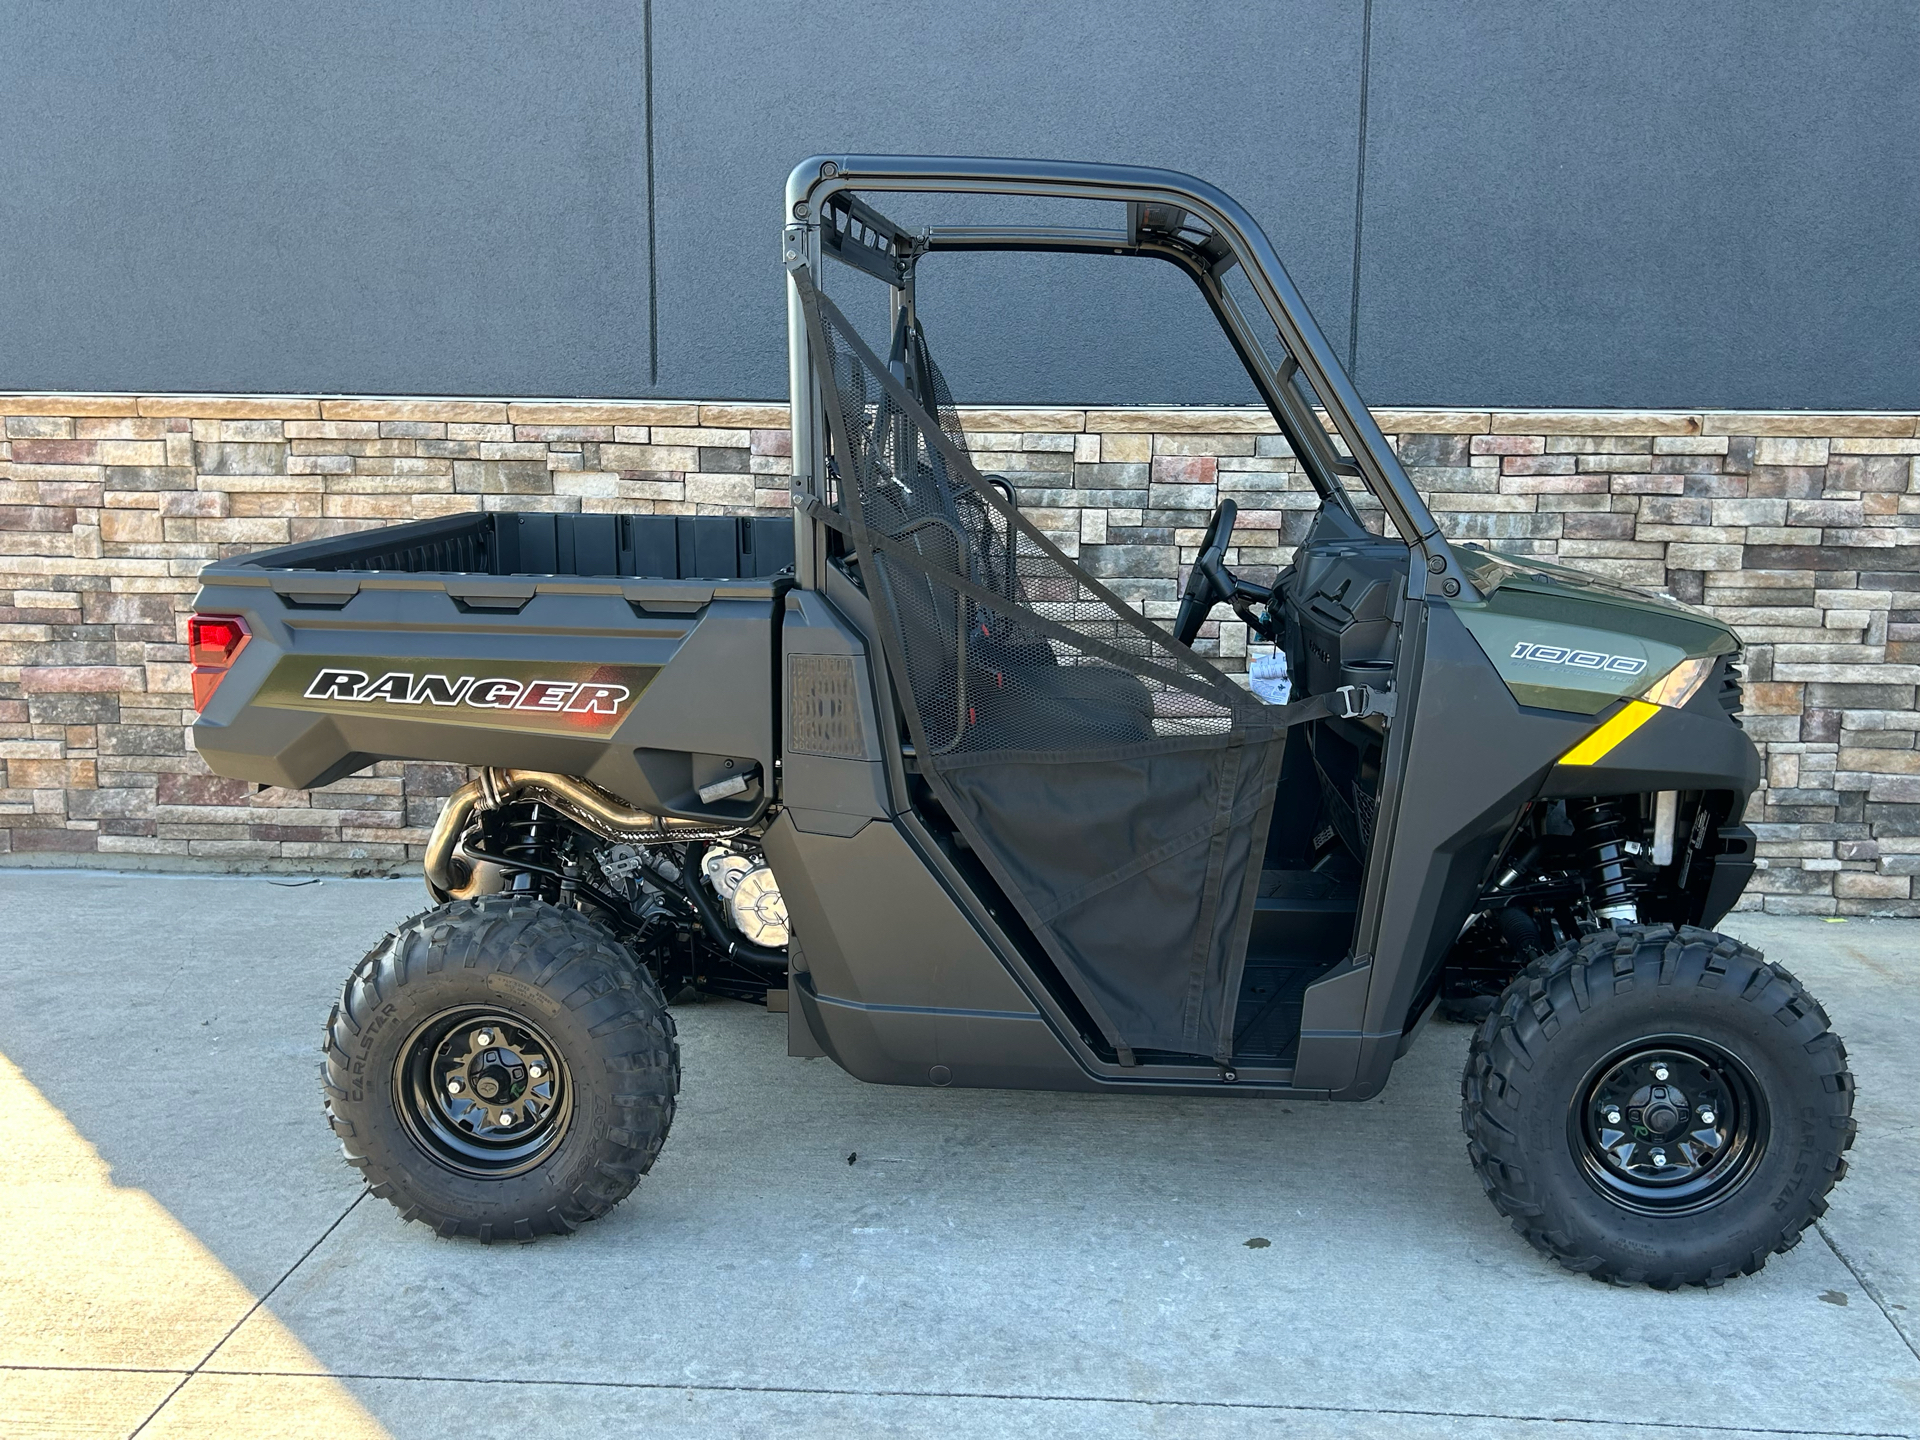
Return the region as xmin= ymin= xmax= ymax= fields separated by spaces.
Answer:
xmin=425 ymin=768 xmax=740 ymax=900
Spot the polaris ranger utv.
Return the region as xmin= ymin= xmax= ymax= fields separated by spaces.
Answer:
xmin=189 ymin=156 xmax=1853 ymax=1286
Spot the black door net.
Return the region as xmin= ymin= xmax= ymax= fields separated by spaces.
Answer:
xmin=793 ymin=266 xmax=1286 ymax=1063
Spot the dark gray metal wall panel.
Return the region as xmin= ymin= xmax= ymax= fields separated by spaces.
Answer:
xmin=1356 ymin=1 xmax=1920 ymax=410
xmin=6 ymin=2 xmax=1911 ymax=408
xmin=0 ymin=1 xmax=650 ymax=397
xmin=651 ymin=0 xmax=1365 ymax=404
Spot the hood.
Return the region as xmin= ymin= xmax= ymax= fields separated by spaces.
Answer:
xmin=1452 ymin=544 xmax=1738 ymax=716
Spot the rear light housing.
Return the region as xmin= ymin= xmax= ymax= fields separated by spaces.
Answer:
xmin=187 ymin=613 xmax=250 ymax=712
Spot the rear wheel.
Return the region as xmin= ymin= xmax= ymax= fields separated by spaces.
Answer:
xmin=323 ymin=896 xmax=678 ymax=1240
xmin=1462 ymin=924 xmax=1853 ymax=1287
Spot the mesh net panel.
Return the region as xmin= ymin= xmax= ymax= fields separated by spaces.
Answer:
xmin=802 ymin=270 xmax=1285 ymax=1061
xmin=819 ymin=304 xmax=1249 ymax=756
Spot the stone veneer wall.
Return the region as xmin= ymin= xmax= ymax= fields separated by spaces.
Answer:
xmin=2 ymin=395 xmax=1917 ymax=915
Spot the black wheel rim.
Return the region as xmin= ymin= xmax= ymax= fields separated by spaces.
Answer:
xmin=394 ymin=1006 xmax=572 ymax=1178
xmin=1569 ymin=1034 xmax=1767 ymax=1216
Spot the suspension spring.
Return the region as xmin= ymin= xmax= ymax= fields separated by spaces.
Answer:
xmin=504 ymin=803 xmax=557 ymax=893
xmin=1570 ymin=797 xmax=1643 ymax=925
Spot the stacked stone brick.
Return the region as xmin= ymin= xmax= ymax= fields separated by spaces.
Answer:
xmin=2 ymin=395 xmax=1915 ymax=914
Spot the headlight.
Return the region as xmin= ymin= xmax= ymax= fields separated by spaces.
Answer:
xmin=1642 ymin=655 xmax=1714 ymax=709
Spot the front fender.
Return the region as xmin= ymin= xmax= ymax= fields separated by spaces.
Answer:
xmin=1538 ymin=702 xmax=1760 ymax=802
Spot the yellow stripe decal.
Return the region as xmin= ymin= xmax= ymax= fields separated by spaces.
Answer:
xmin=1559 ymin=699 xmax=1661 ymax=766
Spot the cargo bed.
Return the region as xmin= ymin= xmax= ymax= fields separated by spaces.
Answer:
xmin=189 ymin=511 xmax=797 ymax=816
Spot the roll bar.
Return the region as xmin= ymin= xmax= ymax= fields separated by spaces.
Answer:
xmin=781 ymin=154 xmax=1474 ymax=603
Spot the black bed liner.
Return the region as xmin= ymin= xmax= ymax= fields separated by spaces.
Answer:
xmin=221 ymin=510 xmax=796 ymax=582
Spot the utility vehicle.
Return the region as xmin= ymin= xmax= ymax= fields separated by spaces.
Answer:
xmin=189 ymin=156 xmax=1853 ymax=1286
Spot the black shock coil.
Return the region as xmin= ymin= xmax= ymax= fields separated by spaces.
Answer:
xmin=504 ymin=803 xmax=557 ymax=893
xmin=1569 ymin=798 xmax=1643 ymax=923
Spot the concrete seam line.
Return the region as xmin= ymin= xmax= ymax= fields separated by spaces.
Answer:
xmin=1818 ymin=1217 xmax=1920 ymax=1366
xmin=133 ymin=1368 xmax=1916 ymax=1438
xmin=125 ymin=1188 xmax=369 ymax=1438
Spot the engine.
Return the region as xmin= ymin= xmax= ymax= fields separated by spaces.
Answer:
xmin=429 ymin=778 xmax=792 ymax=1005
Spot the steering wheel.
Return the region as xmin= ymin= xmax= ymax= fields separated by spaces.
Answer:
xmin=1173 ymin=499 xmax=1238 ymax=646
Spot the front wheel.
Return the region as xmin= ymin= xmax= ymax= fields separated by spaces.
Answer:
xmin=1462 ymin=924 xmax=1854 ymax=1288
xmin=323 ymin=896 xmax=678 ymax=1240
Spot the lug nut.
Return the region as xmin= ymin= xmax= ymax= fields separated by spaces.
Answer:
xmin=498 ymin=1109 xmax=514 ymax=1126
xmin=1604 ymin=1107 xmax=1622 ymax=1125
xmin=476 ymin=1029 xmax=494 ymax=1047
xmin=1653 ymin=1064 xmax=1670 ymax=1082
xmin=1650 ymin=1148 xmax=1667 ymax=1167
xmin=446 ymin=1078 xmax=463 ymax=1095
xmin=528 ymin=1063 xmax=544 ymax=1080
xmin=1698 ymin=1107 xmax=1715 ymax=1126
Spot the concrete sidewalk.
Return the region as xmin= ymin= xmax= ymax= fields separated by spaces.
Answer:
xmin=2 ymin=871 xmax=1916 ymax=1439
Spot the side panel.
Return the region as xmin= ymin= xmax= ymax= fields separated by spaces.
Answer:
xmin=760 ymin=810 xmax=1094 ymax=1091
xmin=1299 ymin=602 xmax=1590 ymax=1096
xmin=604 ymin=594 xmax=778 ymax=815
xmin=190 ymin=577 xmax=776 ymax=819
xmin=778 ymin=588 xmax=893 ymax=829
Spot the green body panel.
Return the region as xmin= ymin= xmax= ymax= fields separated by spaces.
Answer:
xmin=1453 ymin=548 xmax=1738 ymax=715
xmin=256 ymin=654 xmax=661 ymax=740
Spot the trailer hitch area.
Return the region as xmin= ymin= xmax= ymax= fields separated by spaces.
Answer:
xmin=1333 ymin=684 xmax=1396 ymax=721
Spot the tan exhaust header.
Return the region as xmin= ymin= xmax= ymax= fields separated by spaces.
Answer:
xmin=424 ymin=768 xmax=741 ymax=900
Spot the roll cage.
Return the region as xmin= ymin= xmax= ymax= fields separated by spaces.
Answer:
xmin=781 ymin=154 xmax=1477 ymax=604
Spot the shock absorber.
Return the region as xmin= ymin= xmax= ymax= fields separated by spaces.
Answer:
xmin=503 ymin=803 xmax=557 ymax=894
xmin=1569 ymin=798 xmax=1643 ymax=926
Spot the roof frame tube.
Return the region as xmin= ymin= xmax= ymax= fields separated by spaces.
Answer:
xmin=784 ymin=154 xmax=1476 ymax=601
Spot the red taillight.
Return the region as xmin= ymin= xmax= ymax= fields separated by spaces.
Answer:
xmin=188 ymin=614 xmax=250 ymax=711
